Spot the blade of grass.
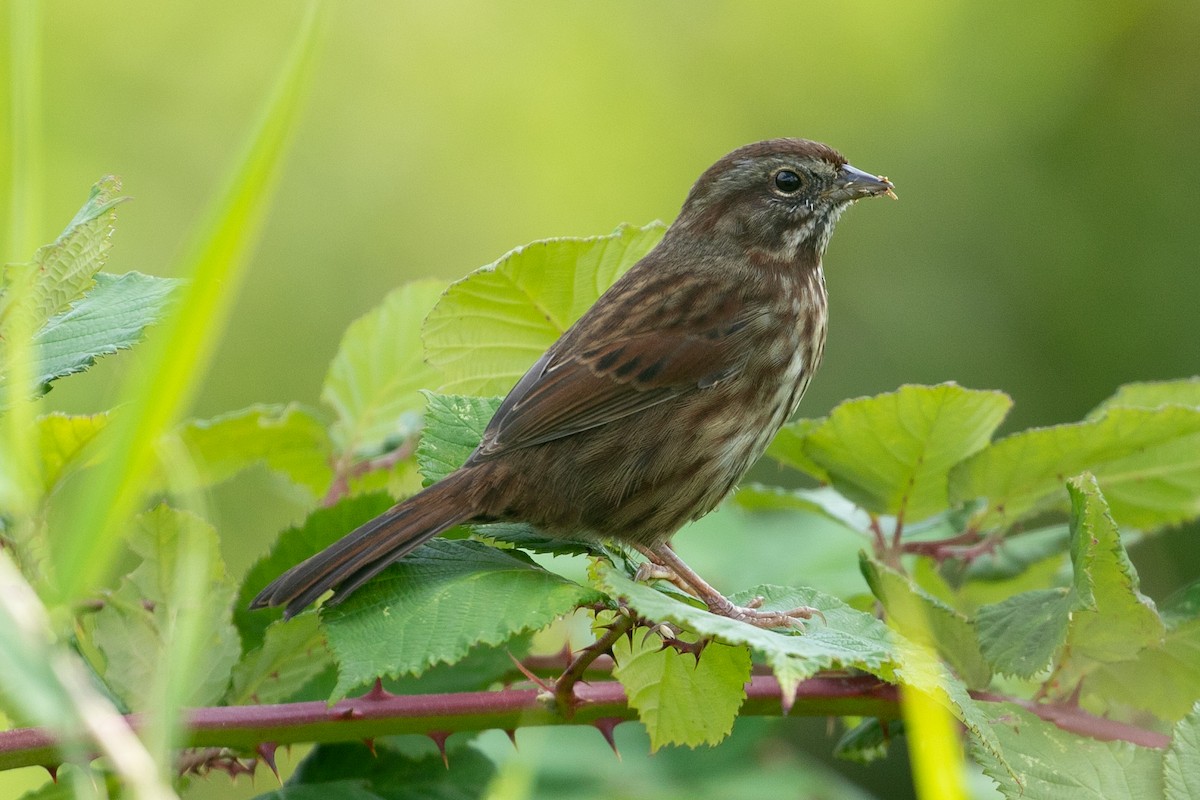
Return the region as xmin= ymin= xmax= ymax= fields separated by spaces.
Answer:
xmin=0 ymin=0 xmax=45 ymax=532
xmin=50 ymin=1 xmax=326 ymax=602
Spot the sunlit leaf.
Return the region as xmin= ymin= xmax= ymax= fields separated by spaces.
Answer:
xmin=322 ymin=279 xmax=447 ymax=460
xmin=1087 ymin=377 xmax=1200 ymax=419
xmin=800 ymin=384 xmax=1011 ymax=522
xmin=36 ymin=412 xmax=108 ymax=495
xmin=422 ymin=222 xmax=665 ymax=395
xmin=174 ymin=402 xmax=333 ymax=497
xmin=612 ymin=631 xmax=751 ymax=750
xmin=0 ymin=177 xmax=125 ymax=336
xmin=949 ymin=406 xmax=1200 ymax=531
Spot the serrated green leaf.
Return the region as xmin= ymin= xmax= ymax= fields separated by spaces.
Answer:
xmin=422 ymin=222 xmax=666 ymax=395
xmin=1086 ymin=619 xmax=1200 ymax=723
xmin=322 ymin=279 xmax=447 ymax=460
xmin=612 ymin=632 xmax=750 ymax=750
xmin=36 ymin=412 xmax=108 ymax=495
xmin=322 ymin=539 xmax=602 ymax=699
xmin=236 ymin=493 xmax=398 ymax=652
xmin=860 ymin=555 xmax=992 ymax=688
xmin=977 ymin=477 xmax=1171 ymax=688
xmin=972 ymin=701 xmax=1164 ymax=800
xmin=255 ymin=741 xmax=495 ymax=800
xmin=800 ymin=384 xmax=1011 ymax=522
xmin=1165 ymin=704 xmax=1200 ymax=800
xmin=976 ymin=588 xmax=1072 ymax=678
xmin=1064 ymin=474 xmax=1164 ymax=664
xmin=173 ymin=403 xmax=333 ymax=496
xmin=949 ymin=405 xmax=1200 ymax=531
xmin=90 ymin=508 xmax=241 ymax=710
xmin=127 ymin=505 xmax=227 ymax=603
xmin=228 ymin=614 xmax=330 ymax=705
xmin=416 ymin=392 xmax=502 ymax=484
xmin=1087 ymin=377 xmax=1200 ymax=419
xmin=595 ymin=566 xmax=897 ymax=702
xmin=0 ymin=177 xmax=125 ymax=337
xmin=763 ymin=417 xmax=829 ymax=481
xmin=594 ymin=565 xmax=1007 ymax=770
xmin=31 ymin=271 xmax=180 ymax=388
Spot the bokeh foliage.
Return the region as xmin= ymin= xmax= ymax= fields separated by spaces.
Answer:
xmin=3 ymin=2 xmax=1199 ymax=799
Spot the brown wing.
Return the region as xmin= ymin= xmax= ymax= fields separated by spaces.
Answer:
xmin=469 ymin=306 xmax=764 ymax=461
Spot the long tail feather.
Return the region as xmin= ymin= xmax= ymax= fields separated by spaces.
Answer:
xmin=250 ymin=469 xmax=478 ymax=619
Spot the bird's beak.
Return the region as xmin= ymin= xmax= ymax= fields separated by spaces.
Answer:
xmin=828 ymin=164 xmax=897 ymax=202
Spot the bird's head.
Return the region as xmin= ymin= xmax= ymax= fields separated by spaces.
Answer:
xmin=673 ymin=138 xmax=895 ymax=264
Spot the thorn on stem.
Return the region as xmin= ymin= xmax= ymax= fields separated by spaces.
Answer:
xmin=255 ymin=742 xmax=280 ymax=783
xmin=363 ymin=737 xmax=377 ymax=757
xmin=43 ymin=764 xmax=58 ymax=783
xmin=592 ymin=717 xmax=623 ymax=759
xmin=504 ymin=729 xmax=518 ymax=750
xmin=363 ymin=677 xmax=393 ymax=701
xmin=429 ymin=731 xmax=451 ymax=768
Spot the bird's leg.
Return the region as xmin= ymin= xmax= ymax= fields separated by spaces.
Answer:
xmin=634 ymin=543 xmax=821 ymax=630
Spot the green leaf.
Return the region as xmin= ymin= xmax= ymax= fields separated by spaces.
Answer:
xmin=236 ymin=492 xmax=398 ymax=652
xmin=976 ymin=476 xmax=1164 ymax=682
xmin=972 ymin=702 xmax=1165 ymax=800
xmin=595 ymin=565 xmax=897 ymax=703
xmin=976 ymin=588 xmax=1071 ymax=678
xmin=800 ymin=384 xmax=1011 ymax=522
xmin=173 ymin=403 xmax=333 ymax=496
xmin=612 ymin=632 xmax=751 ymax=750
xmin=1063 ymin=474 xmax=1164 ymax=664
xmin=1165 ymin=704 xmax=1200 ymax=800
xmin=594 ymin=565 xmax=1007 ymax=770
xmin=1085 ymin=618 xmax=1200 ymax=723
xmin=733 ymin=483 xmax=868 ymax=533
xmin=322 ymin=539 xmax=602 ymax=700
xmin=860 ymin=555 xmax=992 ymax=688
xmin=416 ymin=392 xmax=502 ymax=484
xmin=0 ymin=177 xmax=126 ymax=336
xmin=228 ymin=614 xmax=331 ymax=705
xmin=322 ymin=279 xmax=447 ymax=460
xmin=763 ymin=417 xmax=829 ymax=481
xmin=31 ymin=271 xmax=180 ymax=388
xmin=1087 ymin=377 xmax=1200 ymax=419
xmin=255 ymin=740 xmax=495 ymax=800
xmin=89 ymin=508 xmax=241 ymax=710
xmin=833 ymin=718 xmax=899 ymax=764
xmin=422 ymin=222 xmax=666 ymax=395
xmin=949 ymin=405 xmax=1200 ymax=531
xmin=36 ymin=412 xmax=108 ymax=495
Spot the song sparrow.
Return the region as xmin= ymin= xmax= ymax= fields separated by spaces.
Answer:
xmin=253 ymin=139 xmax=894 ymax=627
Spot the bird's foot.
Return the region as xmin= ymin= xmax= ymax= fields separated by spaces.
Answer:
xmin=705 ymin=593 xmax=824 ymax=630
xmin=633 ymin=546 xmax=823 ymax=630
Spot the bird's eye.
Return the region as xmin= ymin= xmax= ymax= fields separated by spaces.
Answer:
xmin=773 ymin=169 xmax=804 ymax=194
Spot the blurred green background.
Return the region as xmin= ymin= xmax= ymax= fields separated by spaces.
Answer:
xmin=6 ymin=0 xmax=1199 ymax=797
